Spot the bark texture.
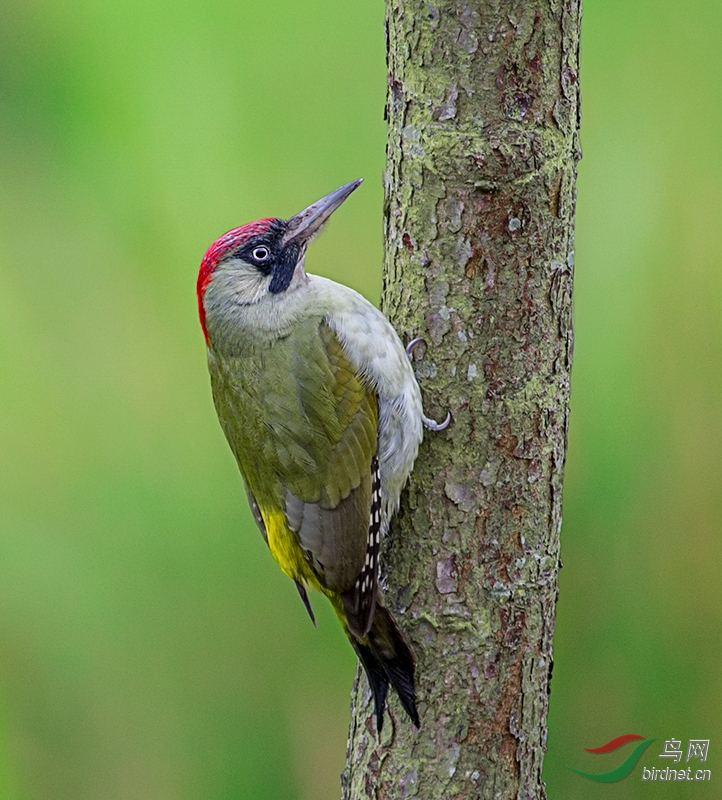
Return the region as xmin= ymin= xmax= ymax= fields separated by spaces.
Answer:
xmin=342 ymin=1 xmax=580 ymax=798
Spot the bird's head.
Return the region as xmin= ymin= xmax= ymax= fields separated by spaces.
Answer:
xmin=197 ymin=179 xmax=362 ymax=343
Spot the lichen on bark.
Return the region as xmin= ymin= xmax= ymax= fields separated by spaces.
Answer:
xmin=342 ymin=1 xmax=581 ymax=798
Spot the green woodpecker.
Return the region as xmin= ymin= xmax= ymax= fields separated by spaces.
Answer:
xmin=197 ymin=179 xmax=449 ymax=730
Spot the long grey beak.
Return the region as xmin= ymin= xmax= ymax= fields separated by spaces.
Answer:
xmin=283 ymin=179 xmax=363 ymax=244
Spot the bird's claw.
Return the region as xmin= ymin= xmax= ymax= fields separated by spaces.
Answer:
xmin=407 ymin=337 xmax=452 ymax=432
xmin=422 ymin=411 xmax=452 ymax=432
xmin=406 ymin=337 xmax=426 ymax=359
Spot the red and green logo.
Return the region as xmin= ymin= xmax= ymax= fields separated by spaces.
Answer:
xmin=568 ymin=734 xmax=656 ymax=782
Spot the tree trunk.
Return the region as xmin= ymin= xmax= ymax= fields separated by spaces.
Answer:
xmin=342 ymin=1 xmax=580 ymax=798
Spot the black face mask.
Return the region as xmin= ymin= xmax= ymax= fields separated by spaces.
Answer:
xmin=269 ymin=242 xmax=301 ymax=295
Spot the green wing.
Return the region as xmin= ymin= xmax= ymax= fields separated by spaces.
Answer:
xmin=209 ymin=318 xmax=378 ymax=604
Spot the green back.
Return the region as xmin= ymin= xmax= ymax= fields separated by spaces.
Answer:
xmin=209 ymin=318 xmax=378 ymax=593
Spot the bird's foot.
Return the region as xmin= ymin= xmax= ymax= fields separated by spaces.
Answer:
xmin=406 ymin=336 xmax=452 ymax=432
xmin=422 ymin=411 xmax=452 ymax=432
xmin=406 ymin=336 xmax=426 ymax=359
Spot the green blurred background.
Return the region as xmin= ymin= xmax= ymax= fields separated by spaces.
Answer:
xmin=0 ymin=0 xmax=720 ymax=798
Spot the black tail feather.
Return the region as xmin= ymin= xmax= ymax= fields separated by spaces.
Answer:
xmin=294 ymin=581 xmax=316 ymax=627
xmin=351 ymin=640 xmax=389 ymax=732
xmin=350 ymin=603 xmax=418 ymax=731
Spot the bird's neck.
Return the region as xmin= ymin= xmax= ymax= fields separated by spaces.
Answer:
xmin=205 ymin=274 xmax=315 ymax=356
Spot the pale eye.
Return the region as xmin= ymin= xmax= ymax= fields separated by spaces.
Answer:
xmin=252 ymin=246 xmax=270 ymax=261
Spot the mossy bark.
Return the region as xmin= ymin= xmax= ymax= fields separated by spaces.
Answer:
xmin=342 ymin=1 xmax=580 ymax=798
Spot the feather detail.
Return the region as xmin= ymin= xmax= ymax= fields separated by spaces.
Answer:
xmin=341 ymin=455 xmax=381 ymax=637
xmin=294 ymin=581 xmax=317 ymax=627
xmin=349 ymin=603 xmax=419 ymax=732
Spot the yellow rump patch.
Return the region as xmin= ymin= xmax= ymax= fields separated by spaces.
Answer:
xmin=260 ymin=506 xmax=323 ymax=590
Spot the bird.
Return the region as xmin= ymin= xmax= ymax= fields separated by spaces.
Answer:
xmin=196 ymin=179 xmax=449 ymax=731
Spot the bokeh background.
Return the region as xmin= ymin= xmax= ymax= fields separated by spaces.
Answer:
xmin=1 ymin=0 xmax=720 ymax=798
